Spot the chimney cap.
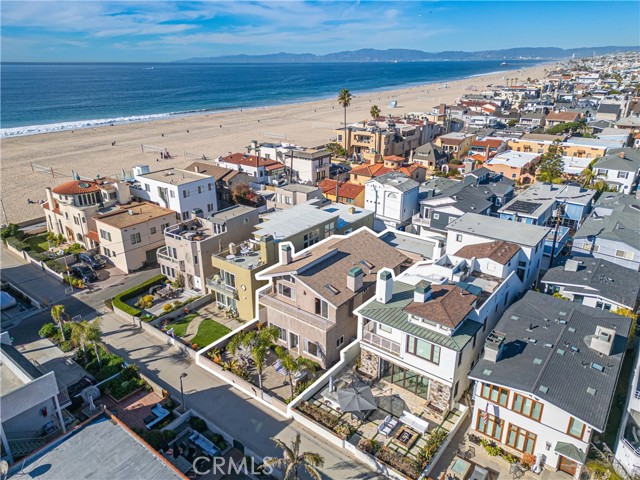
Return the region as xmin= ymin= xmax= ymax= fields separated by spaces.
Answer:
xmin=379 ymin=270 xmax=392 ymax=280
xmin=281 ymin=244 xmax=291 ymax=252
xmin=415 ymin=280 xmax=431 ymax=294
xmin=348 ymin=266 xmax=363 ymax=278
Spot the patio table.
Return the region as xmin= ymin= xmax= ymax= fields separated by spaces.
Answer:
xmin=445 ymin=457 xmax=472 ymax=480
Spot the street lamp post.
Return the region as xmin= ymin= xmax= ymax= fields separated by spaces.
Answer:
xmin=179 ymin=373 xmax=188 ymax=413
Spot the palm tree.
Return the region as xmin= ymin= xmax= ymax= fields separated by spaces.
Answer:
xmin=228 ymin=325 xmax=279 ymax=389
xmin=51 ymin=305 xmax=67 ymax=341
xmin=70 ymin=320 xmax=91 ymax=356
xmin=370 ymin=104 xmax=380 ymax=120
xmin=87 ymin=319 xmax=103 ymax=368
xmin=264 ymin=433 xmax=324 ymax=480
xmin=275 ymin=346 xmax=317 ymax=400
xmin=337 ymin=89 xmax=352 ymax=152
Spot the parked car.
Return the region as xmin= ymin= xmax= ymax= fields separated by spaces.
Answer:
xmin=70 ymin=264 xmax=98 ymax=283
xmin=0 ymin=291 xmax=17 ymax=310
xmin=79 ymin=250 xmax=107 ymax=269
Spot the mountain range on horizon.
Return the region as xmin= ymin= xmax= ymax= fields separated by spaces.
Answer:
xmin=175 ymin=46 xmax=639 ymax=63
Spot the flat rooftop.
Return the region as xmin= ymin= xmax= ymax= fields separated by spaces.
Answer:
xmin=379 ymin=230 xmax=436 ymax=259
xmin=254 ymin=202 xmax=337 ymax=240
xmin=136 ymin=167 xmax=211 ymax=186
xmin=486 ymin=150 xmax=539 ymax=168
xmin=447 ymin=212 xmax=550 ymax=247
xmin=320 ymin=203 xmax=372 ymax=228
xmin=0 ymin=362 xmax=27 ymax=395
xmin=96 ymin=202 xmax=174 ymax=229
xmin=9 ymin=414 xmax=184 ymax=480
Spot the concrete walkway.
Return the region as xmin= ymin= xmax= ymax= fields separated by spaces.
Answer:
xmin=182 ymin=314 xmax=204 ymax=340
xmin=98 ymin=312 xmax=381 ymax=479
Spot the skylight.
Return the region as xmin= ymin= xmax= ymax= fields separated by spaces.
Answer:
xmin=587 ymin=387 xmax=597 ymax=396
xmin=483 ymin=369 xmax=493 ymax=376
xmin=324 ymin=284 xmax=339 ymax=295
xmin=557 ymin=349 xmax=565 ymax=356
xmin=568 ymin=327 xmax=576 ymax=333
xmin=591 ymin=362 xmax=605 ymax=373
xmin=533 ymin=358 xmax=543 ymax=365
xmin=539 ymin=385 xmax=549 ymax=394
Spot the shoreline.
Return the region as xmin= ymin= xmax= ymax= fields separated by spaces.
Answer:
xmin=1 ymin=63 xmax=551 ymax=224
xmin=0 ymin=61 xmax=549 ymax=138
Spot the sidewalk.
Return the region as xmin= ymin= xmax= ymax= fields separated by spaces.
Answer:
xmin=98 ymin=312 xmax=380 ymax=479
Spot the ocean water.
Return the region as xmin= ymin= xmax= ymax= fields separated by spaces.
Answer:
xmin=0 ymin=60 xmax=539 ymax=137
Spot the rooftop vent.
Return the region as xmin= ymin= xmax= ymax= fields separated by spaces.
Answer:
xmin=564 ymin=259 xmax=580 ymax=272
xmin=587 ymin=387 xmax=597 ymax=396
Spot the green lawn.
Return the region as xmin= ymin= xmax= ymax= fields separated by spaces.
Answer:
xmin=170 ymin=313 xmax=197 ymax=337
xmin=24 ymin=233 xmax=50 ymax=253
xmin=190 ymin=319 xmax=231 ymax=348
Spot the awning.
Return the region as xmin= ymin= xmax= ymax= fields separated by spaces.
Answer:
xmin=555 ymin=442 xmax=587 ymax=464
xmin=86 ymin=231 xmax=100 ymax=243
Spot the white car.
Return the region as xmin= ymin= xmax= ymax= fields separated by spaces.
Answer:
xmin=0 ymin=291 xmax=17 ymax=310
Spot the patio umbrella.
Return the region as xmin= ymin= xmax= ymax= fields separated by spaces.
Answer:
xmin=337 ymin=384 xmax=377 ymax=416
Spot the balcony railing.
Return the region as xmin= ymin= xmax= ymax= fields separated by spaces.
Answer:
xmin=157 ymin=247 xmax=178 ymax=264
xmin=635 ymin=390 xmax=640 ymax=400
xmin=412 ymin=213 xmax=431 ymax=227
xmin=207 ymin=276 xmax=238 ymax=298
xmin=362 ymin=330 xmax=401 ymax=356
xmin=258 ymin=287 xmax=331 ymax=330
xmin=622 ymin=437 xmax=640 ymax=458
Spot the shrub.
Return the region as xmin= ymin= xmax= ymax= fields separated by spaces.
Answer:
xmin=189 ymin=416 xmax=207 ymax=433
xmin=45 ymin=260 xmax=68 ymax=274
xmin=135 ymin=295 xmax=155 ymax=309
xmin=142 ymin=429 xmax=176 ymax=451
xmin=59 ymin=340 xmax=74 ymax=352
xmin=112 ymin=275 xmax=166 ymax=317
xmin=521 ymin=453 xmax=536 ymax=469
xmin=64 ymin=243 xmax=84 ymax=254
xmin=416 ymin=428 xmax=448 ymax=469
xmin=6 ymin=237 xmax=29 ymax=251
xmin=39 ymin=323 xmax=58 ymax=338
xmin=205 ymin=432 xmax=228 ymax=450
xmin=163 ymin=303 xmax=173 ymax=312
xmin=1 ymin=224 xmax=24 ymax=240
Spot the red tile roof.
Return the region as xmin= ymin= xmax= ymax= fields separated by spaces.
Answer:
xmin=403 ymin=285 xmax=477 ymax=329
xmin=221 ymin=153 xmax=282 ymax=169
xmin=384 ymin=155 xmax=405 ymax=163
xmin=350 ymin=163 xmax=393 ymax=178
xmin=546 ymin=111 xmax=580 ymax=123
xmin=318 ymin=179 xmax=365 ymax=199
xmin=264 ymin=162 xmax=286 ymax=172
xmin=471 ymin=139 xmax=503 ymax=149
xmin=52 ymin=180 xmax=101 ymax=195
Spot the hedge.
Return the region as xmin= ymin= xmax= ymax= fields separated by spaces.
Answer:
xmin=112 ymin=275 xmax=167 ymax=317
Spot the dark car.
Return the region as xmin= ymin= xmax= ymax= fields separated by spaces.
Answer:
xmin=78 ymin=250 xmax=107 ymax=269
xmin=70 ymin=264 xmax=98 ymax=283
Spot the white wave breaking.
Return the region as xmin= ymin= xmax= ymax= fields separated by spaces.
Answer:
xmin=0 ymin=112 xmax=179 ymax=138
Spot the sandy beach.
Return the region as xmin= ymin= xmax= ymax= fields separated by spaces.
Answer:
xmin=1 ymin=64 xmax=549 ymax=224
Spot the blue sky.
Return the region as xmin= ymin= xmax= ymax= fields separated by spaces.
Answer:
xmin=1 ymin=1 xmax=638 ymax=62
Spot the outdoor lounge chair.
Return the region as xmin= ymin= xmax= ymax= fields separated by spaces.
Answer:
xmin=398 ymin=410 xmax=429 ymax=434
xmin=377 ymin=415 xmax=398 ymax=437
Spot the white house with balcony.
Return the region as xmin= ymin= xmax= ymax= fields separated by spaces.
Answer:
xmin=355 ymin=240 xmax=525 ymax=423
xmin=470 ymin=292 xmax=631 ymax=478
xmin=446 ymin=213 xmax=548 ymax=288
xmin=364 ymin=172 xmax=420 ymax=231
xmin=592 ymin=148 xmax=640 ymax=195
xmin=130 ymin=165 xmax=219 ymax=221
xmin=254 ymin=141 xmax=331 ymax=185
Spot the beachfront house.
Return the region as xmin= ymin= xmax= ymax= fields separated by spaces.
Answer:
xmin=130 ymin=165 xmax=219 ymax=221
xmin=94 ymin=202 xmax=175 ymax=273
xmin=215 ymin=151 xmax=287 ymax=185
xmin=434 ymin=132 xmax=475 ymax=160
xmin=253 ymin=141 xmax=332 ymax=185
xmin=364 ymin=172 xmax=420 ymax=231
xmin=183 ymin=162 xmax=254 ymax=208
xmin=256 ymin=229 xmax=409 ymax=369
xmin=469 ymin=292 xmax=631 ymax=477
xmin=42 ymin=176 xmax=132 ymax=251
xmin=157 ymin=205 xmax=259 ymax=292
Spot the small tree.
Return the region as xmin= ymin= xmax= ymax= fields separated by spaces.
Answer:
xmin=370 ymin=104 xmax=380 ymax=120
xmin=232 ymin=184 xmax=252 ymax=204
xmin=173 ymin=272 xmax=185 ymax=289
xmin=51 ymin=305 xmax=67 ymax=341
xmin=536 ymin=140 xmax=564 ymax=183
xmin=275 ymin=346 xmax=317 ymax=400
xmin=87 ymin=319 xmax=103 ymax=368
xmin=264 ymin=433 xmax=324 ymax=480
xmin=228 ymin=325 xmax=279 ymax=389
xmin=70 ymin=321 xmax=91 ymax=356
